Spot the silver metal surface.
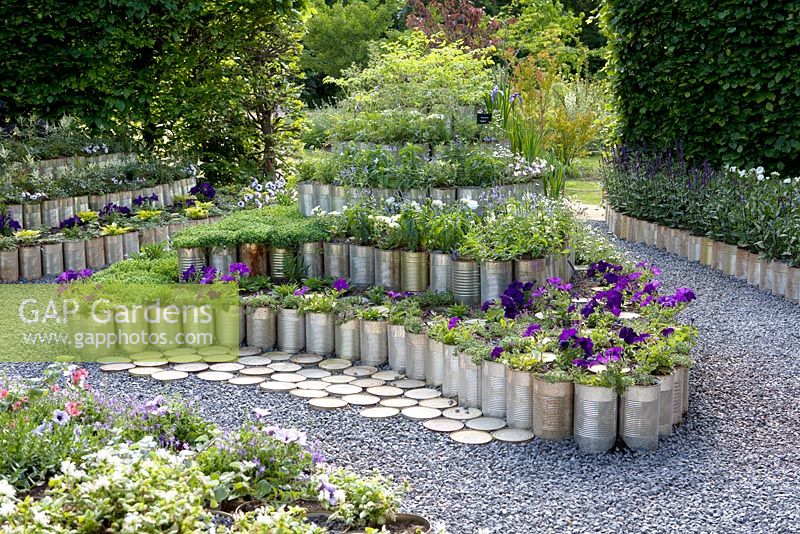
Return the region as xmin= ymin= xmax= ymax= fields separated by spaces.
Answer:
xmin=299 ymin=242 xmax=323 ymax=278
xmin=405 ymin=331 xmax=428 ymax=381
xmin=387 ymin=323 xmax=407 ymax=373
xmin=19 ymin=246 xmax=42 ymax=280
xmin=426 ymin=337 xmax=444 ymax=386
xmin=323 ymin=242 xmax=350 ymax=279
xmin=401 ymin=251 xmax=429 ymax=293
xmin=429 ymin=251 xmax=453 ymax=292
xmin=573 ymin=383 xmax=618 ymax=453
xmin=209 ymin=245 xmax=237 ymax=274
xmin=297 ymin=182 xmax=315 ymax=216
xmin=277 ymin=308 xmax=305 ymax=353
xmin=103 ymin=234 xmax=125 ymax=265
xmin=374 ymin=248 xmax=401 ymax=290
xmin=619 ymin=382 xmax=660 ymax=451
xmin=41 ymin=242 xmax=64 ymax=276
xmin=269 ymin=247 xmax=292 ymax=282
xmin=458 ymin=352 xmax=481 ymax=408
xmin=246 ymin=307 xmax=276 ymax=350
xmin=506 ymin=368 xmax=533 ymax=430
xmin=359 ymin=320 xmax=388 ymax=366
xmin=452 ymin=259 xmax=481 ymax=305
xmin=85 ymin=237 xmax=106 ymax=270
xmin=658 ymin=372 xmax=675 ymax=437
xmin=305 ymin=312 xmax=335 ymax=355
xmin=480 ymin=261 xmax=513 ymax=303
xmin=480 ymin=360 xmax=507 ymax=418
xmin=177 ymin=247 xmax=207 ymax=278
xmin=122 ymin=231 xmax=140 ymax=259
xmin=349 ymin=244 xmax=375 ymax=287
xmin=513 ymin=258 xmax=547 ymax=286
xmin=532 ymin=377 xmax=573 ymax=441
xmin=334 ymin=319 xmax=360 ymax=361
xmin=441 ymin=344 xmax=459 ymax=398
xmin=0 ymin=250 xmax=19 ymax=282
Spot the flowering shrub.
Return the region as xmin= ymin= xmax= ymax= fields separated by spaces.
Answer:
xmin=226 ymin=505 xmax=325 ymax=534
xmin=317 ymin=467 xmax=408 ymax=528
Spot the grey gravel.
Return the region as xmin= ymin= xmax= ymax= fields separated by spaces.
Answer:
xmin=3 ymin=227 xmax=800 ymax=533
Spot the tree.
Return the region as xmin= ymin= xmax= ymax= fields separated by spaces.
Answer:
xmin=405 ymin=0 xmax=503 ymax=50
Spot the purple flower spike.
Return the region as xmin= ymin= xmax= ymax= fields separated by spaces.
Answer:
xmin=332 ymin=278 xmax=349 ymax=292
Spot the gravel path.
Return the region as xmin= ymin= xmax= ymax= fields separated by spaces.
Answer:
xmin=3 ymin=227 xmax=800 ymax=533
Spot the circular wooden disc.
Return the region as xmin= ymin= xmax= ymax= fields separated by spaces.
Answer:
xmin=321 ymin=374 xmax=356 ymax=384
xmin=298 ymin=368 xmax=331 ymax=379
xmin=100 ymin=362 xmax=135 ymax=372
xmin=97 ymin=356 xmax=131 ymax=364
xmin=238 ymin=347 xmax=263 ymax=357
xmin=492 ymin=428 xmax=534 ymax=443
xmin=240 ymin=366 xmax=275 ymax=376
xmin=442 ymin=407 xmax=483 ymax=421
xmin=163 ymin=348 xmax=196 ymax=357
xmin=326 ymin=384 xmax=363 ymax=396
xmin=420 ymin=397 xmax=457 ymax=409
xmin=466 ymin=417 xmax=507 ymax=432
xmin=265 ymin=351 xmax=292 ymax=362
xmin=269 ymin=362 xmax=302 ymax=373
xmin=172 ymin=363 xmax=210 ymax=373
xmin=128 ymin=367 xmax=159 ymax=377
xmin=423 ymin=418 xmax=465 ymax=433
xmin=291 ymin=353 xmax=323 ymax=366
xmin=239 ymin=356 xmax=273 ymax=366
xmin=401 ymin=406 xmax=442 ymax=421
xmin=296 ymin=380 xmax=330 ymax=391
xmin=309 ymin=397 xmax=348 ymax=410
xmin=197 ymin=346 xmax=230 ymax=357
xmin=228 ymin=376 xmax=265 ymax=386
xmin=168 ymin=354 xmax=202 ymax=363
xmin=380 ymin=397 xmax=418 ymax=408
xmin=209 ymin=363 xmax=245 ymax=373
xmin=367 ymin=386 xmax=404 ymax=398
xmin=360 ymin=407 xmax=399 ymax=419
xmin=342 ymin=394 xmax=380 ymax=406
xmin=196 ymin=371 xmax=235 ymax=381
xmin=271 ymin=373 xmax=307 ymax=383
xmin=351 ymin=378 xmax=384 ymax=388
xmin=404 ymin=388 xmax=441 ymax=400
xmin=152 ymin=370 xmax=189 ymax=382
xmin=344 ymin=366 xmax=378 ymax=377
xmin=373 ymin=370 xmax=405 ymax=381
xmin=319 ymin=358 xmax=353 ymax=371
xmin=291 ymin=389 xmax=328 ymax=399
xmin=451 ymin=429 xmax=493 ymax=445
xmin=392 ymin=379 xmax=426 ymax=389
xmin=133 ymin=350 xmax=165 ymax=360
xmin=133 ymin=359 xmax=169 ymax=367
xmin=260 ymin=381 xmax=296 ymax=392
xmin=203 ymin=354 xmax=238 ymax=363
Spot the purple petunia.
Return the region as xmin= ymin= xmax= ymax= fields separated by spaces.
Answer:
xmin=480 ymin=300 xmax=494 ymax=312
xmin=190 ymin=182 xmax=216 ymax=200
xmin=294 ymin=286 xmax=310 ymax=296
xmin=229 ymin=263 xmax=251 ymax=277
xmin=332 ymin=278 xmax=349 ymax=292
xmin=52 ymin=409 xmax=70 ymax=425
xmin=661 ymin=327 xmax=675 ymax=337
xmin=619 ymin=326 xmax=650 ymax=345
xmin=311 ymin=451 xmax=326 ymax=464
xmin=219 ymin=274 xmax=235 ymax=282
xmin=522 ymin=323 xmax=541 ymax=337
xmin=448 ymin=316 xmax=461 ymax=330
xmin=181 ymin=265 xmax=197 ymax=282
xmin=558 ymin=328 xmax=577 ymax=345
xmin=56 ymin=269 xmax=92 ymax=284
xmin=490 ymin=346 xmax=504 ymax=360
xmin=387 ymin=290 xmax=413 ymax=300
xmin=595 ymin=346 xmax=622 ymax=364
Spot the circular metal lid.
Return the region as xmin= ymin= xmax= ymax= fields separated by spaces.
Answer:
xmin=366 ymin=386 xmax=404 ymax=398
xmin=133 ymin=360 xmax=169 ymax=367
xmin=291 ymin=389 xmax=328 ymax=399
xmin=239 ymin=356 xmax=273 ymax=366
xmin=341 ymin=393 xmax=380 ymax=406
xmin=419 ymin=397 xmax=457 ymax=409
xmin=152 ymin=370 xmax=189 ymax=382
xmin=404 ymin=388 xmax=441 ymax=400
xmin=167 ymin=354 xmax=203 ymax=363
xmin=298 ymin=368 xmax=332 ymax=379
xmin=321 ymin=374 xmax=356 ymax=384
xmin=400 ymin=406 xmax=442 ymax=421
xmin=197 ymin=346 xmax=230 ymax=357
xmin=325 ymin=384 xmax=363 ymax=396
xmin=423 ymin=418 xmax=465 ymax=433
xmin=442 ymin=407 xmax=483 ymax=421
xmin=291 ymin=353 xmax=323 ymax=366
xmin=350 ymin=378 xmax=385 ymax=388
xmin=172 ymin=363 xmax=210 ymax=373
xmin=308 ymin=397 xmax=348 ymax=410
xmin=492 ymin=428 xmax=534 ymax=443
xmin=239 ymin=366 xmax=275 ymax=376
xmin=264 ymin=351 xmax=292 ymax=362
xmin=100 ymin=362 xmax=135 ymax=372
xmin=392 ymin=379 xmax=426 ymax=389
xmin=380 ymin=397 xmax=418 ymax=408
xmin=228 ymin=376 xmax=266 ymax=386
xmin=344 ymin=366 xmax=378 ymax=377
xmin=372 ymin=370 xmax=405 ymax=381
xmin=259 ymin=381 xmax=296 ymax=392
xmin=196 ymin=371 xmax=235 ymax=381
xmin=319 ymin=359 xmax=354 ymax=371
xmin=269 ymin=362 xmax=302 ymax=373
xmin=296 ymin=380 xmax=330 ymax=391
xmin=271 ymin=373 xmax=307 ymax=383
xmin=450 ymin=429 xmax=493 ymax=445
xmin=465 ymin=417 xmax=506 ymax=432
xmin=360 ymin=407 xmax=399 ymax=419
xmin=203 ymin=354 xmax=238 ymax=363
xmin=237 ymin=347 xmax=263 ymax=357
xmin=209 ymin=363 xmax=245 ymax=373
xmin=128 ymin=367 xmax=159 ymax=377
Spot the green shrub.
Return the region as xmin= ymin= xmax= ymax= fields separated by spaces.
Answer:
xmin=602 ymin=0 xmax=800 ymax=172
xmin=90 ymin=254 xmax=179 ymax=284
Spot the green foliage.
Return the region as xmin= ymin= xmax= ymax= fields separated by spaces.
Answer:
xmin=320 ymin=467 xmax=407 ymax=528
xmin=601 ymin=0 xmax=800 ymax=173
xmin=228 ymin=505 xmax=326 ymax=534
xmin=90 ymin=254 xmax=179 ymax=284
xmin=570 ymin=220 xmax=626 ymax=266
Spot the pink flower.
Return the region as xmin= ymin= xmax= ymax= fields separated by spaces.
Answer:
xmin=0 ymin=389 xmax=8 ymax=399
xmin=65 ymin=401 xmax=81 ymax=417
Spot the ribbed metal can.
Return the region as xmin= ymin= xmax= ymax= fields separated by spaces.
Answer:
xmin=116 ymin=317 xmax=149 ymax=354
xmin=182 ymin=310 xmax=215 ymax=348
xmin=771 ymin=261 xmax=789 ymax=297
xmin=405 ymin=331 xmax=428 ymax=380
xmin=297 ymin=182 xmax=315 ymax=216
xmin=480 ymin=360 xmax=507 ymax=418
xmin=619 ymin=382 xmax=661 ymax=451
xmin=215 ymin=307 xmax=241 ymax=348
xmin=22 ymin=203 xmax=42 ymax=230
xmin=480 ymin=261 xmax=513 ymax=303
xmin=330 ymin=185 xmax=347 ymax=213
xmin=387 ymin=323 xmax=407 ymax=372
xmin=122 ymin=231 xmax=140 ymax=259
xmin=452 ymin=259 xmax=481 ymax=305
xmin=374 ymin=249 xmax=401 ymax=290
xmin=441 ymin=344 xmax=459 ymax=398
xmin=103 ymin=234 xmax=125 ymax=265
xmin=401 ymin=251 xmax=429 ymax=292
xmin=349 ymin=244 xmax=375 ymax=287
xmin=300 ymin=242 xmax=324 ymax=278
xmin=323 ymin=242 xmax=350 ymax=279
xmin=177 ymin=247 xmax=207 ymax=278
xmin=724 ymin=244 xmax=739 ymax=277
xmin=359 ymin=320 xmax=388 ymax=366
xmin=277 ymin=308 xmax=305 ymax=353
xmin=305 ymin=312 xmax=335 ymax=355
xmin=85 ymin=237 xmax=106 ymax=270
xmin=532 ymin=377 xmax=573 ymax=441
xmin=573 ymin=383 xmax=618 ymax=453
xmin=458 ymin=352 xmax=481 ymax=408
xmin=335 ymin=319 xmax=360 ymax=361
xmin=404 ymin=188 xmax=428 ymax=203
xmin=681 ymin=366 xmax=690 ymax=415
xmin=0 ymin=250 xmax=19 ymax=282
xmin=239 ymin=243 xmax=269 ymax=276
xmin=209 ymin=245 xmax=237 ymax=274
xmin=63 ymin=240 xmax=86 ymax=272
xmin=735 ymin=248 xmax=750 ymax=280
xmin=658 ymin=372 xmax=675 ymax=437
xmin=74 ymin=196 xmax=90 ymax=214
xmin=513 ymin=258 xmax=547 ymax=286
xmin=154 ymin=225 xmax=170 ymax=244
xmin=426 ymin=337 xmax=444 ymax=386
xmin=88 ymin=194 xmax=106 ymax=212
xmin=41 ymin=242 xmax=64 ymax=276
xmin=160 ymin=183 xmax=174 ymax=207
xmin=314 ymin=182 xmax=331 ymax=213
xmin=246 ymin=307 xmax=276 ymax=350
xmin=686 ymin=235 xmax=701 ymax=262
xmin=430 ymin=187 xmax=456 ymax=205
xmin=747 ymin=255 xmax=762 ymax=286
xmin=672 ymin=366 xmax=685 ymax=425
xmin=429 ymin=251 xmax=453 ymax=292
xmin=118 ymin=190 xmax=133 ymax=209
xmin=269 ymin=247 xmax=292 ymax=282
xmin=41 ymin=199 xmax=60 ymax=228
xmin=59 ymin=197 xmax=75 ymax=220
xmin=506 ymin=368 xmax=533 ymax=429
xmin=699 ymin=237 xmax=714 ymax=266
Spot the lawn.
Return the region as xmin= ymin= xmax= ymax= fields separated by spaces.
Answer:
xmin=564 ymin=155 xmax=603 ymax=206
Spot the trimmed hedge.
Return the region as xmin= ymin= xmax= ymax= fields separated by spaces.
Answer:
xmin=602 ymin=0 xmax=800 ymax=172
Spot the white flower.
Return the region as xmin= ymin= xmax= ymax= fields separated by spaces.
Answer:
xmin=783 ymin=178 xmax=791 ymax=184
xmin=0 ymin=479 xmax=15 ymax=500
xmin=0 ymin=502 xmax=15 ymax=517
xmin=33 ymin=509 xmax=50 ymax=526
xmin=466 ymin=200 xmax=479 ymax=210
xmin=385 ymin=196 xmax=395 ymax=205
xmin=431 ymin=199 xmax=444 ymax=208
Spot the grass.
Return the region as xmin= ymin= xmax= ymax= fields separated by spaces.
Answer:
xmin=563 ymin=155 xmax=603 ymax=205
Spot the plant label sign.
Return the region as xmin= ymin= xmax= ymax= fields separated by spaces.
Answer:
xmin=476 ymin=113 xmax=492 ymax=125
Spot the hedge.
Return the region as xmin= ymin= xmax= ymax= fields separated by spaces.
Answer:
xmin=602 ymin=0 xmax=800 ymax=173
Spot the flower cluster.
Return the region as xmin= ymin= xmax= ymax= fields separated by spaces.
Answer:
xmin=82 ymin=143 xmax=109 ymax=155
xmin=56 ymin=269 xmax=92 ymax=284
xmin=189 ymin=182 xmax=216 ymax=201
xmin=0 ymin=211 xmax=22 ymax=236
xmin=237 ymin=175 xmax=292 ymax=208
xmin=133 ymin=193 xmax=159 ymax=207
xmin=182 ymin=262 xmax=251 ymax=284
